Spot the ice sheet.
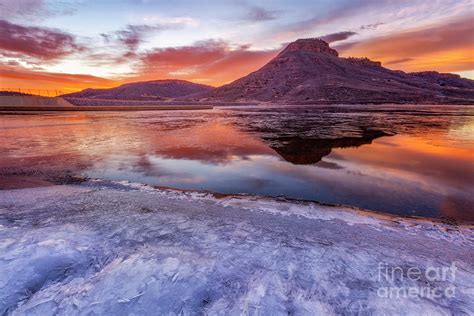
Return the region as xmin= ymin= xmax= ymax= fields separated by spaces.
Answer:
xmin=0 ymin=181 xmax=472 ymax=315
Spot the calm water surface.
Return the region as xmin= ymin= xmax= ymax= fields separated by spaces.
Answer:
xmin=1 ymin=104 xmax=473 ymax=221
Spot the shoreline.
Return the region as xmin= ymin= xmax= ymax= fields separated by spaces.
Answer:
xmin=1 ymin=180 xmax=472 ymax=314
xmin=2 ymin=173 xmax=473 ymax=226
xmin=1 ymin=175 xmax=472 ymax=226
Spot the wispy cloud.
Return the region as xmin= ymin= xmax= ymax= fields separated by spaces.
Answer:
xmin=359 ymin=22 xmax=384 ymax=30
xmin=287 ymin=0 xmax=387 ymax=33
xmin=100 ymin=21 xmax=186 ymax=56
xmin=115 ymin=24 xmax=171 ymax=51
xmin=140 ymin=15 xmax=199 ymax=27
xmin=320 ymin=31 xmax=357 ymax=43
xmin=385 ymin=58 xmax=414 ymax=65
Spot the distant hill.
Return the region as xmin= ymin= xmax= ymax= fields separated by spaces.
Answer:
xmin=188 ymin=38 xmax=474 ymax=104
xmin=62 ymin=79 xmax=214 ymax=101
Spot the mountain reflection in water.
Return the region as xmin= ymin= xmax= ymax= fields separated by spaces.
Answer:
xmin=0 ymin=105 xmax=473 ymax=222
xmin=268 ymin=130 xmax=389 ymax=165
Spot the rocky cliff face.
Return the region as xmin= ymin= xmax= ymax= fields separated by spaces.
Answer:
xmin=282 ymin=38 xmax=339 ymax=56
xmin=190 ymin=38 xmax=474 ymax=104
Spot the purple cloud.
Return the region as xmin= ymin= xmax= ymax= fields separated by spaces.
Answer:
xmin=0 ymin=19 xmax=84 ymax=61
xmin=101 ymin=23 xmax=182 ymax=55
xmin=116 ymin=24 xmax=168 ymax=51
xmin=360 ymin=22 xmax=385 ymax=30
xmin=385 ymin=58 xmax=414 ymax=65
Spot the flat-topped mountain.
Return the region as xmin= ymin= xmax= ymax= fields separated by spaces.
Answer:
xmin=191 ymin=38 xmax=474 ymax=104
xmin=63 ymin=79 xmax=213 ymax=101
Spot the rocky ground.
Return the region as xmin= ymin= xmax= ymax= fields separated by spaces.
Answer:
xmin=0 ymin=180 xmax=473 ymax=315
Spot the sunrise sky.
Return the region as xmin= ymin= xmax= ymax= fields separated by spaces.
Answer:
xmin=0 ymin=0 xmax=473 ymax=93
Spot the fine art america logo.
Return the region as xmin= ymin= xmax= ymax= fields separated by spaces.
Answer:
xmin=346 ymin=262 xmax=457 ymax=315
xmin=377 ymin=262 xmax=457 ymax=299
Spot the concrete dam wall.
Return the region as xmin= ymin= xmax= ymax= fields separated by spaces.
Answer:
xmin=0 ymin=96 xmax=75 ymax=107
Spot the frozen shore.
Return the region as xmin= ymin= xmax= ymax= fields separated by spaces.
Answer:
xmin=0 ymin=180 xmax=473 ymax=315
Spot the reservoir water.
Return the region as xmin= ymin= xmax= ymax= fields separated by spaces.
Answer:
xmin=1 ymin=104 xmax=473 ymax=221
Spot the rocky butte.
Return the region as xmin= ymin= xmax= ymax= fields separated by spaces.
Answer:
xmin=189 ymin=38 xmax=474 ymax=104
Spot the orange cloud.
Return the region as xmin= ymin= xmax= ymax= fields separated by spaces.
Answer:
xmin=135 ymin=40 xmax=279 ymax=86
xmin=337 ymin=15 xmax=474 ymax=74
